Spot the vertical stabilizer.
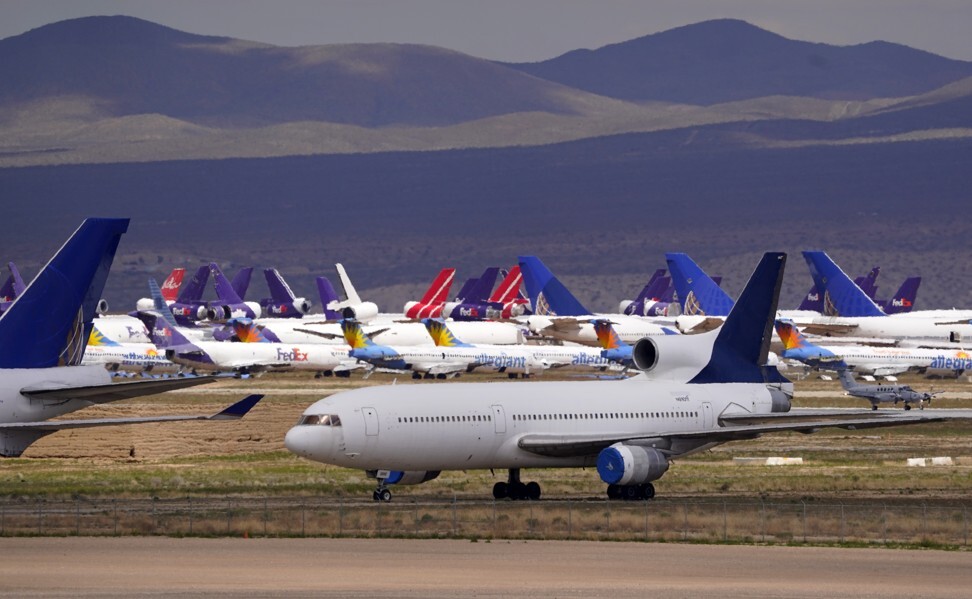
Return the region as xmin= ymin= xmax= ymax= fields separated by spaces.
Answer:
xmin=802 ymin=252 xmax=885 ymax=317
xmin=666 ymin=253 xmax=734 ymax=317
xmin=418 ymin=268 xmax=456 ymax=305
xmin=231 ymin=267 xmax=253 ymax=300
xmin=315 ymin=277 xmax=343 ymax=320
xmin=422 ymin=318 xmax=474 ymax=347
xmin=211 ymin=263 xmax=245 ymax=303
xmin=688 ymin=253 xmax=789 ymax=384
xmin=177 ymin=266 xmax=210 ymax=303
xmin=881 ymin=277 xmax=921 ymax=314
xmin=0 ymin=218 xmax=129 ymax=368
xmin=517 ymin=256 xmax=589 ymax=316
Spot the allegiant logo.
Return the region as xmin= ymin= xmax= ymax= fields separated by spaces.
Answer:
xmin=930 ymin=355 xmax=972 ymax=370
xmin=572 ymin=353 xmax=609 ymax=365
xmin=475 ymin=353 xmax=526 ymax=369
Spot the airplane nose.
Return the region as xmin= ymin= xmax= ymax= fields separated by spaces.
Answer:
xmin=284 ymin=424 xmax=335 ymax=463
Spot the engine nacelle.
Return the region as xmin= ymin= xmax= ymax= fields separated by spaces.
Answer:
xmin=244 ymin=302 xmax=263 ymax=319
xmin=383 ymin=470 xmax=441 ymax=486
xmin=341 ymin=302 xmax=379 ymax=322
xmin=96 ymin=299 xmax=110 ymax=315
xmin=195 ymin=305 xmax=209 ymax=321
xmin=294 ymin=298 xmax=312 ymax=315
xmin=631 ymin=332 xmax=714 ymax=380
xmin=135 ymin=298 xmax=154 ymax=312
xmin=597 ymin=444 xmax=669 ymax=486
xmin=619 ymin=300 xmax=636 ymax=315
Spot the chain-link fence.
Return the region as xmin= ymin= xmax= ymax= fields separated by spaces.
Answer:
xmin=1 ymin=497 xmax=968 ymax=546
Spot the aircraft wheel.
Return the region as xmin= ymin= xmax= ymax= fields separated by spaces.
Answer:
xmin=436 ymin=373 xmax=447 ymax=380
xmin=643 ymin=483 xmax=656 ymax=500
xmin=510 ymin=481 xmax=527 ymax=501
xmin=904 ymin=404 xmax=912 ymax=411
xmin=525 ymin=481 xmax=541 ymax=501
xmin=492 ymin=482 xmax=508 ymax=500
xmin=411 ymin=372 xmax=422 ymax=380
xmin=508 ymin=373 xmax=518 ymax=379
xmin=372 ymin=490 xmax=381 ymax=501
xmin=624 ymin=485 xmax=641 ymax=501
xmin=379 ymin=489 xmax=392 ymax=502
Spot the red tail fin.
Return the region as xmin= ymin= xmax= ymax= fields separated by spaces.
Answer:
xmin=489 ymin=266 xmax=522 ymax=303
xmin=419 ymin=268 xmax=456 ymax=305
xmin=160 ymin=268 xmax=186 ymax=302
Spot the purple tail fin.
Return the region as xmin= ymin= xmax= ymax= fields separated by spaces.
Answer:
xmin=854 ymin=266 xmax=881 ymax=300
xmin=464 ymin=267 xmax=500 ymax=303
xmin=453 ymin=278 xmax=478 ymax=302
xmin=881 ymin=277 xmax=921 ymax=314
xmin=0 ymin=264 xmax=16 ymax=302
xmin=265 ymin=268 xmax=296 ymax=302
xmin=797 ymin=283 xmax=822 ymax=311
xmin=631 ymin=269 xmax=667 ymax=305
xmin=231 ymin=267 xmax=253 ymax=300
xmin=316 ymin=276 xmax=343 ymax=320
xmin=211 ymin=263 xmax=245 ymax=303
xmin=178 ymin=265 xmax=210 ymax=303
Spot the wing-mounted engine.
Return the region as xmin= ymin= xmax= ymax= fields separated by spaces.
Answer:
xmin=596 ymin=444 xmax=669 ymax=486
xmin=374 ymin=470 xmax=441 ymax=486
xmin=135 ymin=298 xmax=154 ymax=312
xmin=631 ymin=331 xmax=716 ymax=381
xmin=334 ymin=301 xmax=379 ymax=322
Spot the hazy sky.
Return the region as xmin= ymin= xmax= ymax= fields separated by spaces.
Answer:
xmin=4 ymin=0 xmax=972 ymax=62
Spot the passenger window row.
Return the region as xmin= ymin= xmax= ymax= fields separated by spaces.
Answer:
xmin=397 ymin=415 xmax=493 ymax=423
xmin=513 ymin=411 xmax=697 ymax=421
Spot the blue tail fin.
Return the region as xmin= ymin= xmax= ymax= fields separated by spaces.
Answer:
xmin=231 ymin=267 xmax=253 ymax=300
xmin=802 ymin=252 xmax=885 ymax=317
xmin=881 ymin=277 xmax=921 ymax=314
xmin=0 ymin=218 xmax=129 ymax=368
xmin=517 ymin=256 xmax=589 ymax=316
xmin=177 ymin=265 xmax=210 ymax=303
xmin=315 ymin=276 xmax=343 ymax=320
xmin=688 ymin=253 xmax=789 ymax=384
xmin=665 ymin=253 xmax=734 ymax=317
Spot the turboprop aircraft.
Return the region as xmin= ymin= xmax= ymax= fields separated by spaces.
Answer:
xmin=286 ymin=252 xmax=972 ymax=502
xmin=0 ymin=218 xmax=263 ymax=457
xmin=838 ymin=369 xmax=941 ymax=411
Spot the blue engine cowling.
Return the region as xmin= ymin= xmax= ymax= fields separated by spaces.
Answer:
xmin=384 ymin=471 xmax=441 ymax=486
xmin=596 ymin=444 xmax=669 ymax=486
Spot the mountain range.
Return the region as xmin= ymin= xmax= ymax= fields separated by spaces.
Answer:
xmin=2 ymin=16 xmax=971 ymax=311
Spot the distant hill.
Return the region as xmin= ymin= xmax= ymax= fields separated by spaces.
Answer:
xmin=508 ymin=19 xmax=972 ymax=104
xmin=0 ymin=15 xmax=613 ymax=127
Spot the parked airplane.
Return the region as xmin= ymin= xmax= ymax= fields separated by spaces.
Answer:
xmin=876 ymin=277 xmax=921 ymax=315
xmin=326 ymin=263 xmax=381 ymax=322
xmin=441 ymin=267 xmax=502 ymax=321
xmin=139 ymin=285 xmax=358 ymax=377
xmin=134 ymin=268 xmax=185 ymax=311
xmin=593 ymin=319 xmax=633 ymax=367
xmin=342 ymin=319 xmax=476 ymax=379
xmin=286 ymin=252 xmax=967 ymax=502
xmin=518 ymin=256 xmax=678 ymax=345
xmin=0 ymin=218 xmax=263 ymax=457
xmin=259 ymin=269 xmax=312 ymax=318
xmin=82 ymin=324 xmax=181 ymax=374
xmin=314 ymin=276 xmax=344 ymax=320
xmin=0 ymin=262 xmax=26 ymax=315
xmin=206 ymin=263 xmax=261 ymax=320
xmin=797 ymin=266 xmax=879 ymax=312
xmin=620 ymin=269 xmax=675 ymax=317
xmin=801 ymin=251 xmax=972 ymax=343
xmin=403 ymin=268 xmax=456 ymax=319
xmin=774 ymin=320 xmax=969 ymax=376
xmin=838 ymin=369 xmax=940 ymax=410
xmin=490 ymin=266 xmax=532 ymax=318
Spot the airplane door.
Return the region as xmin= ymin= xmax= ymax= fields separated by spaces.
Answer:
xmin=702 ymin=402 xmax=714 ymax=429
xmin=362 ymin=407 xmax=379 ymax=437
xmin=491 ymin=405 xmax=506 ymax=434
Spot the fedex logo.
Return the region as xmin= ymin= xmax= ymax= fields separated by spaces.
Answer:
xmin=892 ymin=298 xmax=912 ymax=307
xmin=806 ymin=293 xmax=819 ymax=302
xmin=270 ymin=304 xmax=288 ymax=314
xmin=277 ymin=347 xmax=308 ymax=362
xmin=459 ymin=307 xmax=479 ymax=318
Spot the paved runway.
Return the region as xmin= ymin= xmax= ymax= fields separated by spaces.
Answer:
xmin=1 ymin=537 xmax=970 ymax=597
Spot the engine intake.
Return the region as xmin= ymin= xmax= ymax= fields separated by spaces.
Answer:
xmin=384 ymin=470 xmax=441 ymax=486
xmin=597 ymin=444 xmax=669 ymax=486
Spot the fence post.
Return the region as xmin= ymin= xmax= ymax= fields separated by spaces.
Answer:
xmin=153 ymin=497 xmax=158 ymax=534
xmin=226 ymin=499 xmax=232 ymax=535
xmin=605 ymin=501 xmax=610 ymax=537
xmin=922 ymin=503 xmax=927 ymax=540
xmin=683 ymin=502 xmax=688 ymax=541
xmin=76 ymin=497 xmax=80 ymax=536
xmin=723 ymin=501 xmax=727 ymax=542
xmin=301 ymin=499 xmax=306 ymax=537
xmin=113 ymin=499 xmax=117 ymax=536
xmin=645 ymin=500 xmax=650 ymax=541
xmin=264 ymin=497 xmax=268 ymax=537
xmin=567 ymin=499 xmax=572 ymax=541
xmin=188 ymin=496 xmax=192 ymax=536
xmin=37 ymin=499 xmax=42 ymax=535
xmin=802 ymin=501 xmax=807 ymax=543
xmin=453 ymin=494 xmax=458 ymax=537
xmin=964 ymin=507 xmax=968 ymax=547
xmin=414 ymin=501 xmax=419 ymax=537
xmin=1 ymin=501 xmax=4 ymax=536
xmin=376 ymin=500 xmax=381 ymax=537
xmin=883 ymin=504 xmax=888 ymax=546
xmin=759 ymin=500 xmax=765 ymax=543
xmin=492 ymin=500 xmax=497 ymax=540
xmin=839 ymin=504 xmax=845 ymax=544
xmin=339 ymin=499 xmax=344 ymax=536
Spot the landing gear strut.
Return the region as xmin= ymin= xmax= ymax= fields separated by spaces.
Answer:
xmin=492 ymin=468 xmax=541 ymax=500
xmin=606 ymin=482 xmax=655 ymax=501
xmin=373 ymin=476 xmax=392 ymax=502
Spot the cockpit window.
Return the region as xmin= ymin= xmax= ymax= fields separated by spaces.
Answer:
xmin=297 ymin=414 xmax=342 ymax=427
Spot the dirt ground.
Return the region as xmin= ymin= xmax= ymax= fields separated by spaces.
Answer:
xmin=1 ymin=537 xmax=970 ymax=598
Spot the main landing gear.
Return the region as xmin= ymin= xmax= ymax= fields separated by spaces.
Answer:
xmin=606 ymin=483 xmax=655 ymax=501
xmin=492 ymin=468 xmax=541 ymax=501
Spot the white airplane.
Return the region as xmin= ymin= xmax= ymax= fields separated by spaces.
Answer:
xmin=0 ymin=218 xmax=263 ymax=457
xmin=421 ymin=318 xmax=617 ymax=378
xmin=82 ymin=324 xmax=181 ymax=375
xmin=285 ymin=253 xmax=972 ymax=502
xmin=518 ymin=256 xmax=680 ymax=346
xmin=138 ymin=305 xmax=361 ymax=377
xmin=776 ymin=320 xmax=972 ymax=377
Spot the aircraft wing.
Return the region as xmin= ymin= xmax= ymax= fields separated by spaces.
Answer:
xmin=799 ymin=322 xmax=860 ymax=336
xmin=516 ymin=408 xmax=972 ymax=459
xmin=423 ymin=362 xmax=470 ymax=376
xmin=0 ymin=394 xmax=263 ymax=432
xmin=21 ymin=375 xmax=221 ymax=404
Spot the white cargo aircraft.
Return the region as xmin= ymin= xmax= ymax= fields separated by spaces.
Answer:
xmin=286 ymin=253 xmax=972 ymax=501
